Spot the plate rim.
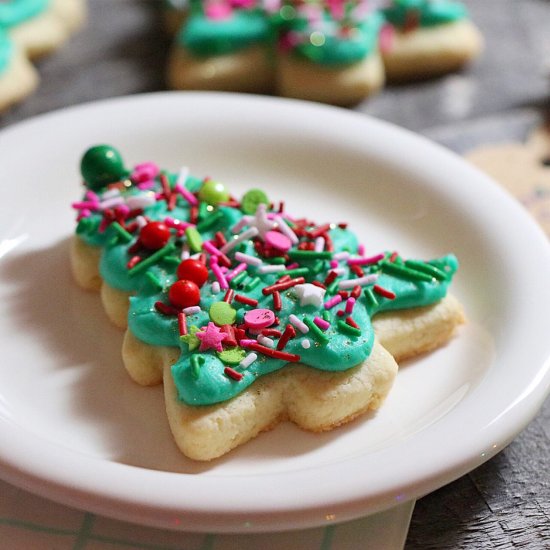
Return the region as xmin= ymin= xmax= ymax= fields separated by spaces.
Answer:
xmin=0 ymin=91 xmax=549 ymax=532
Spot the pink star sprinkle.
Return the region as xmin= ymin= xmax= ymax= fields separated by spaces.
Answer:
xmin=196 ymin=322 xmax=227 ymax=352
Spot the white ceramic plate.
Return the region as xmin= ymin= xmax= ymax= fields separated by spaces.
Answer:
xmin=0 ymin=93 xmax=549 ymax=533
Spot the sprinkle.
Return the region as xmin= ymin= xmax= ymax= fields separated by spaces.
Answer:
xmin=307 ymin=223 xmax=331 ymax=239
xmin=175 ymin=185 xmax=198 ymax=208
xmin=211 ymin=281 xmax=221 ymax=294
xmin=337 ymin=320 xmax=362 ymax=337
xmin=389 ymin=251 xmax=399 ymax=263
xmin=324 ymin=270 xmax=338 ymax=285
xmin=191 ymin=355 xmax=204 ymax=379
xmin=272 ymin=290 xmax=282 ymax=311
xmin=324 ymin=295 xmax=343 ymax=310
xmin=223 ymin=289 xmax=234 ymax=303
xmin=176 ymin=166 xmax=190 ymax=186
xmin=301 ymin=339 xmax=311 ymax=349
xmin=71 ymin=200 xmax=98 ymax=210
xmin=234 ymin=294 xmax=258 ymax=307
xmin=230 ymin=271 xmax=248 ymax=288
xmin=350 ymin=264 xmax=364 ymax=277
xmin=178 ymin=312 xmax=188 ymax=336
xmin=333 ymin=251 xmax=350 ymax=261
xmin=345 ymin=297 xmax=356 ymax=314
xmin=259 ymin=264 xmax=282 ymax=274
xmin=244 ymin=342 xmax=301 ymax=362
xmin=197 ymin=210 xmax=224 ymax=232
xmin=303 ymin=317 xmax=329 ymax=344
xmin=281 ymin=267 xmax=310 ymax=278
xmin=313 ymin=316 xmax=330 ymax=331
xmin=289 ymin=314 xmax=309 ymax=334
xmin=154 ymin=301 xmax=179 ymax=316
xmin=185 ymin=226 xmax=203 ymax=253
xmin=183 ymin=305 xmax=201 ymax=315
xmin=351 ymin=285 xmax=362 ymax=299
xmin=257 ymin=335 xmax=275 ymax=348
xmin=346 ymin=316 xmax=360 ymax=329
xmin=348 ymin=253 xmax=385 ymax=266
xmin=338 ymin=274 xmax=378 ymax=290
xmin=287 ymin=250 xmax=332 ymax=260
xmin=231 ymin=217 xmax=252 ymax=234
xmin=210 ymin=258 xmax=229 ymax=290
xmin=380 ymin=260 xmax=434 ymax=282
xmin=224 ymin=366 xmax=243 ymax=381
xmin=273 ymin=215 xmax=299 ymax=244
xmin=145 ymin=271 xmax=163 ymax=290
xmin=235 ymin=251 xmax=263 ymax=266
xmin=239 ymin=339 xmax=257 ymax=347
xmin=329 ymin=260 xmax=338 ymax=269
xmin=220 ymin=227 xmax=259 ymax=254
xmin=314 ymin=236 xmax=325 ymax=252
xmin=225 ymin=262 xmax=248 ymax=281
xmin=128 ymin=243 xmax=176 ymax=276
xmin=239 ymin=353 xmax=258 ymax=369
xmin=404 ymin=260 xmax=448 ymax=281
xmin=363 ymin=287 xmax=379 ymax=309
xmin=244 ymin=277 xmax=261 ymax=291
xmin=373 ymin=284 xmax=396 ymax=300
xmin=276 ymin=324 xmax=296 ymax=350
xmin=202 ymin=240 xmax=221 ymax=257
xmin=262 ymin=276 xmax=305 ymax=295
xmin=127 ymin=255 xmax=141 ymax=269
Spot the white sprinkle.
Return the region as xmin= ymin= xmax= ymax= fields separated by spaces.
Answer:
xmin=333 ymin=251 xmax=350 ymax=261
xmin=301 ymin=339 xmax=311 ymax=349
xmin=259 ymin=264 xmax=282 ymax=274
xmin=231 ymin=216 xmax=253 ymax=234
xmin=100 ymin=188 xmax=121 ymax=200
xmin=135 ymin=215 xmax=148 ymax=228
xmin=180 ymin=244 xmax=190 ymax=260
xmin=274 ymin=215 xmax=299 ymax=244
xmin=235 ymin=251 xmax=263 ymax=267
xmin=289 ymin=314 xmax=309 ymax=334
xmin=314 ymin=237 xmax=325 ymax=252
xmin=211 ymin=281 xmax=221 ymax=294
xmin=99 ymin=197 xmax=124 ymax=210
xmin=183 ymin=306 xmax=201 ymax=315
xmin=257 ymin=335 xmax=275 ymax=348
xmin=239 ymin=352 xmax=258 ymax=369
xmin=338 ymin=274 xmax=379 ymax=290
xmin=220 ymin=227 xmax=259 ymax=254
xmin=126 ymin=193 xmax=156 ymax=210
xmin=331 ymin=267 xmax=346 ymax=276
xmin=176 ymin=166 xmax=190 ymax=187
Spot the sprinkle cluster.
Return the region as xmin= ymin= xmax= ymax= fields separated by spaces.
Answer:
xmin=74 ymin=145 xmax=454 ymax=400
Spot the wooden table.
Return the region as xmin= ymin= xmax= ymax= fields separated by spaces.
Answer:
xmin=1 ymin=1 xmax=548 ymax=548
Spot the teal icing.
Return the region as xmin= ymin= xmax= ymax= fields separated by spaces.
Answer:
xmin=74 ymin=152 xmax=460 ymax=408
xmin=178 ymin=7 xmax=272 ymax=56
xmin=291 ymin=11 xmax=385 ymax=66
xmin=383 ymin=0 xmax=467 ymax=28
xmin=0 ymin=0 xmax=50 ymax=28
xmin=0 ymin=29 xmax=14 ymax=74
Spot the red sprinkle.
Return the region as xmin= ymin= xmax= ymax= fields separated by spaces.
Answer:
xmin=307 ymin=223 xmax=331 ymax=239
xmin=350 ymin=264 xmax=364 ymax=277
xmin=346 ymin=316 xmax=360 ymax=329
xmin=276 ymin=324 xmax=296 ymax=351
xmin=160 ymin=173 xmax=171 ymax=200
xmin=389 ymin=251 xmax=399 ymax=263
xmin=246 ymin=342 xmax=300 ymax=362
xmin=373 ymin=285 xmax=396 ymax=300
xmin=224 ymin=366 xmax=243 ymax=381
xmin=221 ymin=325 xmax=237 ymax=347
xmin=351 ymin=285 xmax=362 ymax=299
xmin=154 ymin=301 xmax=179 ymax=316
xmin=262 ymin=328 xmax=282 ymax=338
xmin=272 ymin=290 xmax=282 ymax=311
xmin=127 ymin=255 xmax=142 ymax=269
xmin=337 ymin=310 xmax=345 ymax=317
xmin=277 ymin=274 xmax=291 ymax=284
xmin=337 ymin=290 xmax=349 ymax=299
xmin=223 ymin=289 xmax=234 ymax=303
xmin=178 ymin=312 xmax=187 ymax=336
xmin=312 ymin=280 xmax=327 ymax=290
xmin=324 ymin=270 xmax=338 ymax=285
xmin=234 ymin=294 xmax=258 ymax=307
xmin=214 ymin=231 xmax=227 ymax=247
xmin=168 ymin=192 xmax=177 ymax=211
xmin=262 ymin=277 xmax=305 ymax=296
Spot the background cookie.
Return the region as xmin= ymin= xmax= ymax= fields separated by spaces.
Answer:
xmin=0 ymin=0 xmax=85 ymax=112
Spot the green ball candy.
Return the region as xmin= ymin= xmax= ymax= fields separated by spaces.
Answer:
xmin=241 ymin=188 xmax=269 ymax=215
xmin=80 ymin=145 xmax=128 ymax=190
xmin=198 ymin=179 xmax=230 ymax=205
xmin=209 ymin=301 xmax=237 ymax=326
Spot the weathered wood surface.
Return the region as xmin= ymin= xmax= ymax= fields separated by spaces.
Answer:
xmin=1 ymin=1 xmax=548 ymax=548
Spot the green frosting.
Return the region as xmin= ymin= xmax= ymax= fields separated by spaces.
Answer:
xmin=383 ymin=0 xmax=467 ymax=28
xmin=73 ymin=146 xmax=460 ymax=408
xmin=0 ymin=0 xmax=50 ymax=28
xmin=178 ymin=6 xmax=272 ymax=56
xmin=0 ymin=29 xmax=13 ymax=74
xmin=295 ymin=12 xmax=383 ymax=66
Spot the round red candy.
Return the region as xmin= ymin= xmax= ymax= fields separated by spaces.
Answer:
xmin=168 ymin=279 xmax=200 ymax=309
xmin=177 ymin=258 xmax=209 ymax=287
xmin=140 ymin=221 xmax=171 ymax=250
